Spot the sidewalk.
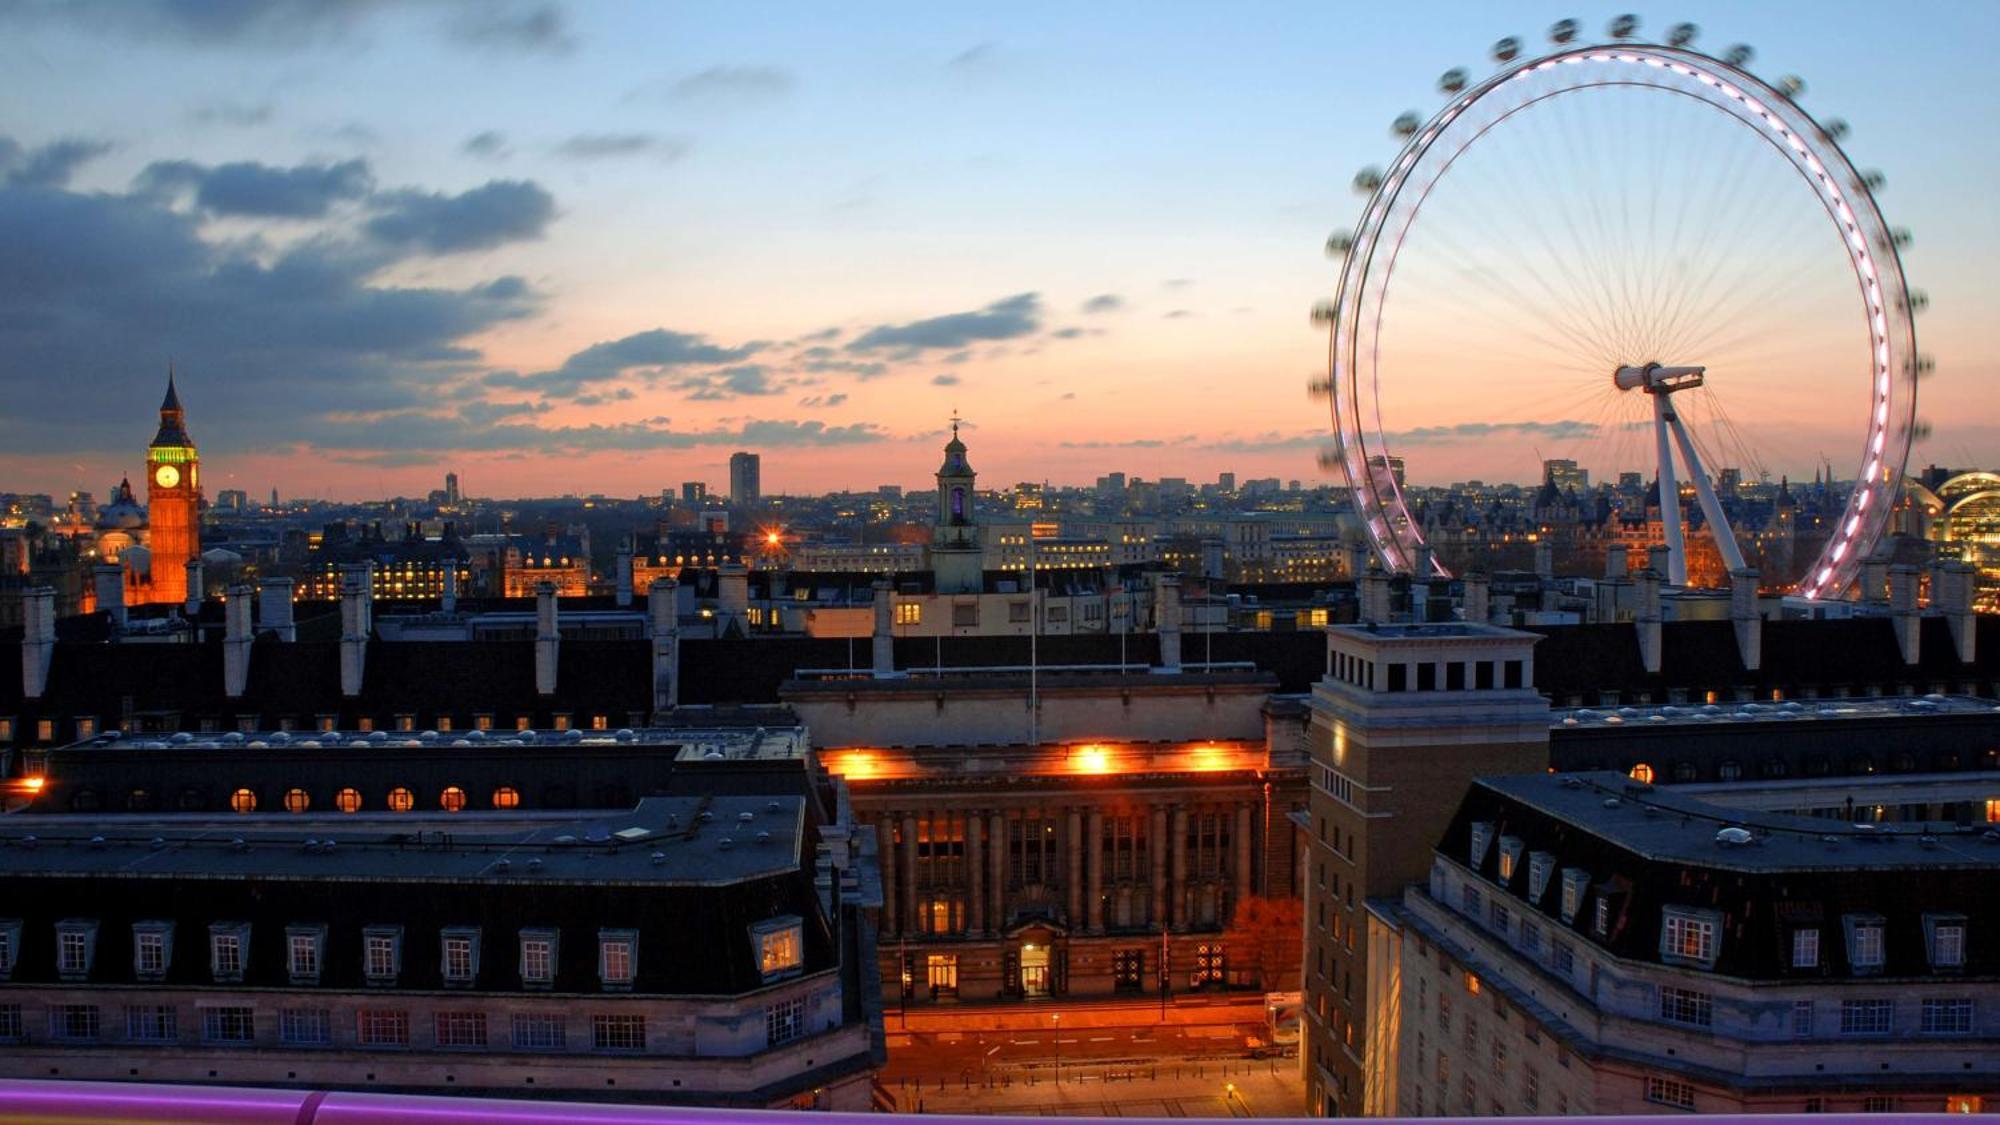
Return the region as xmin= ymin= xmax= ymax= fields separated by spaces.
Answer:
xmin=887 ymin=1056 xmax=1304 ymax=1117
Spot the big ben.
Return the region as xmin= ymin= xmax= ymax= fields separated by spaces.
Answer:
xmin=145 ymin=370 xmax=201 ymax=606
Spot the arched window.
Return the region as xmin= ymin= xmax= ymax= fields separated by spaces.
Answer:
xmin=387 ymin=787 xmax=415 ymax=813
xmin=284 ymin=788 xmax=311 ymax=813
xmin=492 ymin=786 xmax=521 ymax=810
xmin=440 ymin=786 xmax=467 ymax=813
xmin=1718 ymin=760 xmax=1742 ymax=781
xmin=126 ymin=788 xmax=153 ymax=811
xmin=70 ymin=788 xmax=101 ymax=813
xmin=1628 ymin=763 xmax=1655 ymax=784
xmin=335 ymin=788 xmax=363 ymax=813
xmin=230 ymin=788 xmax=258 ymax=813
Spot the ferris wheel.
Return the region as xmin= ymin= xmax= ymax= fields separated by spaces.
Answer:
xmin=1315 ymin=16 xmax=1927 ymax=598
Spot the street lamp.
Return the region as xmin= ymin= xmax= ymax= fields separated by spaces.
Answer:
xmin=1052 ymin=1012 xmax=1061 ymax=1085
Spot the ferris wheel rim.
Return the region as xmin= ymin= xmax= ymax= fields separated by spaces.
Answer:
xmin=1326 ymin=39 xmax=1919 ymax=597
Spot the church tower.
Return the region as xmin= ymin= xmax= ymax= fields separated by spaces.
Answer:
xmin=144 ymin=370 xmax=202 ymax=607
xmin=932 ymin=416 xmax=983 ymax=595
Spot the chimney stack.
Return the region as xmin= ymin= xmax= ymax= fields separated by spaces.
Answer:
xmin=1154 ymin=573 xmax=1183 ymax=673
xmin=224 ymin=583 xmax=254 ymax=699
xmin=183 ymin=559 xmax=204 ymax=619
xmin=1461 ymin=572 xmax=1490 ymax=624
xmin=1938 ymin=559 xmax=1977 ymax=664
xmin=21 ymin=586 xmax=55 ymax=700
xmin=1534 ymin=539 xmax=1555 ymax=580
xmin=615 ymin=542 xmax=635 ymax=608
xmin=1888 ymin=563 xmax=1921 ymax=666
xmin=1862 ymin=554 xmax=1891 ymax=604
xmin=1605 ymin=547 xmax=1629 ymax=579
xmin=535 ymin=581 xmax=560 ymax=696
xmin=441 ymin=558 xmax=460 ymax=615
xmin=1646 ymin=544 xmax=1671 ymax=580
xmin=649 ymin=577 xmax=679 ymax=714
xmin=717 ymin=561 xmax=749 ymax=635
xmin=871 ymin=578 xmax=898 ymax=677
xmin=1635 ymin=568 xmax=1663 ymax=676
xmin=1729 ymin=567 xmax=1762 ymax=672
xmin=258 ymin=578 xmax=296 ymax=642
xmin=1358 ymin=566 xmax=1391 ymax=625
xmin=338 ymin=562 xmax=373 ymax=698
xmin=1413 ymin=544 xmax=1436 ymax=580
xmin=94 ymin=564 xmax=126 ymax=631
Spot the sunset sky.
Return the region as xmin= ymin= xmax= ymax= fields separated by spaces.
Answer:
xmin=1 ymin=0 xmax=1994 ymax=500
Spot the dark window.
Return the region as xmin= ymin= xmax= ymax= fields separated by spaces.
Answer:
xmin=1417 ymin=663 xmax=1437 ymax=691
xmin=1446 ymin=663 xmax=1466 ymax=691
xmin=1387 ymin=664 xmax=1407 ymax=692
xmin=1475 ymin=661 xmax=1495 ymax=690
xmin=1504 ymin=660 xmax=1524 ymax=689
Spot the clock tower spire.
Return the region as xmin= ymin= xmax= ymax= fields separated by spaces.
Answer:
xmin=145 ymin=366 xmax=202 ymax=607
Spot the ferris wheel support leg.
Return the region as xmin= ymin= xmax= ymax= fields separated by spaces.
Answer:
xmin=1664 ymin=409 xmax=1749 ymax=575
xmin=1652 ymin=394 xmax=1689 ymax=586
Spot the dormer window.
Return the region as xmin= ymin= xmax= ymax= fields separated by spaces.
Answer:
xmin=1660 ymin=907 xmax=1721 ymax=967
xmin=1526 ymin=852 xmax=1555 ymax=903
xmin=1559 ymin=869 xmax=1590 ymax=923
xmin=441 ymin=927 xmax=481 ymax=986
xmin=1843 ymin=914 xmax=1886 ymax=975
xmin=1924 ymin=914 xmax=1966 ymax=971
xmin=0 ymin=919 xmax=21 ymax=981
xmin=1496 ymin=836 xmax=1524 ymax=883
xmin=751 ymin=916 xmax=804 ymax=982
xmin=598 ymin=929 xmax=637 ymax=990
xmin=1593 ymin=896 xmax=1613 ymax=937
xmin=363 ymin=925 xmax=403 ymax=985
xmin=133 ymin=921 xmax=175 ymax=981
xmin=286 ymin=925 xmax=325 ymax=985
xmin=209 ymin=922 xmax=250 ymax=983
xmin=519 ymin=928 xmax=558 ymax=988
xmin=56 ymin=919 xmax=99 ymax=981
xmin=1791 ymin=928 xmax=1821 ymax=969
xmin=1468 ymin=822 xmax=1494 ymax=869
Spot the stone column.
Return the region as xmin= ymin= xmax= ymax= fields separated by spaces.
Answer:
xmin=1086 ymin=808 xmax=1105 ymax=933
xmin=1150 ymin=805 xmax=1169 ymax=929
xmin=967 ymin=812 xmax=985 ymax=936
xmin=1170 ymin=806 xmax=1190 ymax=930
xmin=1234 ymin=802 xmax=1254 ymax=911
xmin=879 ymin=813 xmax=899 ymax=936
xmin=989 ymin=811 xmax=1007 ymax=933
xmin=1066 ymin=808 xmax=1084 ymax=927
xmin=902 ymin=813 xmax=920 ymax=934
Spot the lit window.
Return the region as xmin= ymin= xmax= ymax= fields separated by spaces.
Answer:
xmin=520 ymin=929 xmax=557 ymax=986
xmin=287 ymin=925 xmax=325 ymax=984
xmin=229 ymin=787 xmax=257 ymax=813
xmin=387 ymin=787 xmax=415 ymax=813
xmin=440 ymin=786 xmax=467 ymax=812
xmin=56 ymin=920 xmax=98 ymax=980
xmin=1792 ymin=928 xmax=1820 ymax=969
xmin=1629 ymin=762 xmax=1655 ymax=784
xmin=492 ymin=786 xmax=521 ymax=809
xmin=283 ymin=788 xmax=310 ymax=813
xmin=335 ymin=788 xmax=362 ymax=813
xmin=592 ymin=1014 xmax=646 ymax=1051
xmin=1495 ymin=836 xmax=1523 ymax=882
xmin=766 ymin=996 xmax=807 ymax=1046
xmin=435 ymin=1011 xmax=488 ymax=1048
xmin=598 ymin=929 xmax=637 ymax=988
xmin=895 ymin=603 xmax=921 ymax=626
xmin=132 ymin=922 xmax=172 ymax=980
xmin=752 ymin=916 xmax=804 ymax=981
xmin=511 ymin=1013 xmax=566 ymax=1050
xmin=441 ymin=928 xmax=480 ymax=985
xmin=1661 ymin=909 xmax=1719 ymax=965
xmin=363 ymin=926 xmax=402 ymax=983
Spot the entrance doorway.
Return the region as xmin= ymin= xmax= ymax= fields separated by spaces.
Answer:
xmin=1021 ymin=942 xmax=1051 ymax=997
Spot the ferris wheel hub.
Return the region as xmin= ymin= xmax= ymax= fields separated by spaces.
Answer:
xmin=1613 ymin=363 xmax=1706 ymax=394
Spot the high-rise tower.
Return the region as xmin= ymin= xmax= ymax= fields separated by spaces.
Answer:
xmin=144 ymin=370 xmax=202 ymax=607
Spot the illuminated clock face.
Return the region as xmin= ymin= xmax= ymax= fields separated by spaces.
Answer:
xmin=153 ymin=464 xmax=181 ymax=489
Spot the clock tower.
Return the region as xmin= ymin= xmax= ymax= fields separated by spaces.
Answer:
xmin=144 ymin=370 xmax=201 ymax=607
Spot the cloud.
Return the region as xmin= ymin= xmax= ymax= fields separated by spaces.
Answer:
xmin=1163 ymin=309 xmax=1193 ymax=319
xmin=456 ymin=399 xmax=543 ymax=425
xmin=364 ymin=179 xmax=555 ymax=254
xmin=137 ymin=157 xmax=373 ymax=218
xmin=799 ymin=393 xmax=848 ymax=408
xmin=1080 ymin=293 xmax=1123 ymax=314
xmin=667 ymin=65 xmax=794 ymax=102
xmin=1050 ymin=327 xmax=1086 ymax=339
xmin=0 ymin=0 xmax=385 ymax=46
xmin=189 ymin=100 xmax=274 ymax=127
xmin=555 ymin=133 xmax=687 ymax=161
xmin=931 ymin=373 xmax=960 ymax=386
xmin=1060 ymin=437 xmax=1192 ymax=449
xmin=948 ymin=42 xmax=997 ymax=68
xmin=2 ymin=137 xmax=113 ymax=189
xmin=446 ymin=3 xmax=572 ymax=53
xmin=303 ymin=413 xmax=890 ymax=456
xmin=677 ymin=364 xmax=783 ymax=400
xmin=462 ymin=131 xmax=510 ymax=159
xmin=487 ymin=327 xmax=763 ymax=399
xmin=1386 ymin=420 xmax=1602 ymax=445
xmin=1163 ymin=278 xmax=1192 ymax=288
xmin=795 ymin=347 xmax=886 ymax=378
xmin=846 ymin=292 xmax=1041 ymax=353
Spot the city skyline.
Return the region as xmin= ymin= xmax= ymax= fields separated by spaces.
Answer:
xmin=1 ymin=1 xmax=1995 ymax=502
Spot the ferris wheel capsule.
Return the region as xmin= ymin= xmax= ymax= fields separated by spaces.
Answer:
xmin=1905 ymin=290 xmax=1929 ymax=314
xmin=1392 ymin=112 xmax=1422 ymax=139
xmin=1889 ymin=227 xmax=1913 ymax=250
xmin=1353 ymin=166 xmax=1384 ymax=193
xmin=1492 ymin=37 xmax=1521 ymax=63
xmin=1316 ymin=444 xmax=1344 ymax=471
xmin=1549 ymin=18 xmax=1578 ymax=44
xmin=1723 ymin=44 xmax=1754 ymax=67
xmin=1912 ymin=355 xmax=1936 ymax=376
xmin=1860 ymin=169 xmax=1886 ymax=191
xmin=1823 ymin=118 xmax=1850 ymax=141
xmin=1608 ymin=14 xmax=1639 ymax=39
xmin=1438 ymin=68 xmax=1469 ymax=95
xmin=1326 ymin=230 xmax=1355 ymax=257
xmin=1667 ymin=22 xmax=1698 ymax=47
xmin=1307 ymin=377 xmax=1334 ymax=400
xmin=1909 ymin=419 xmax=1933 ymax=442
xmin=1310 ymin=300 xmax=1339 ymax=326
xmin=1777 ymin=75 xmax=1806 ymax=99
